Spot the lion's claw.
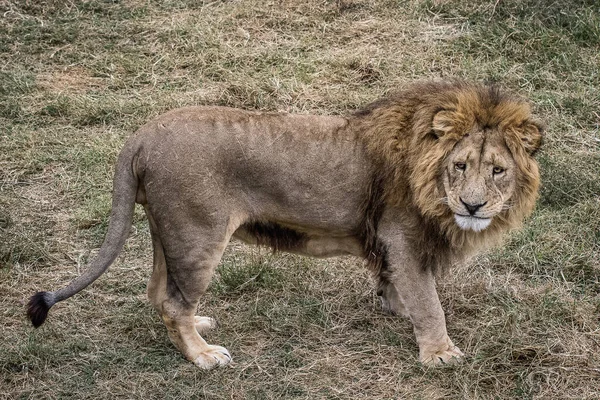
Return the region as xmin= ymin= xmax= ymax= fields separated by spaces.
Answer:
xmin=193 ymin=345 xmax=232 ymax=369
xmin=420 ymin=345 xmax=464 ymax=366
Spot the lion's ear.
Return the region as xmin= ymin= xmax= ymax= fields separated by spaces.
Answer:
xmin=431 ymin=110 xmax=456 ymax=138
xmin=519 ymin=119 xmax=544 ymax=156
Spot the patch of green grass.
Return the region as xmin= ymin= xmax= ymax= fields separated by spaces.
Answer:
xmin=0 ymin=70 xmax=35 ymax=122
xmin=538 ymin=152 xmax=600 ymax=208
xmin=38 ymin=94 xmax=72 ymax=118
xmin=0 ymin=70 xmax=35 ymax=95
xmin=424 ymin=0 xmax=600 ymax=100
xmin=485 ymin=202 xmax=599 ymax=296
xmin=212 ymin=256 xmax=286 ymax=295
xmin=253 ymin=295 xmax=332 ymax=333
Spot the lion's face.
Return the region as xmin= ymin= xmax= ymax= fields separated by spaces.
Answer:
xmin=443 ymin=130 xmax=517 ymax=232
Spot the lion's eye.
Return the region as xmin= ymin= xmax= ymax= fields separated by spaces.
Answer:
xmin=493 ymin=166 xmax=505 ymax=175
xmin=455 ymin=162 xmax=466 ymax=171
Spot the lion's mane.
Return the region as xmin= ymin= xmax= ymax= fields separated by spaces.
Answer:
xmin=353 ymin=80 xmax=542 ymax=273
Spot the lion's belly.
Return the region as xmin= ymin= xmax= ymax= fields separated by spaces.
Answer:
xmin=232 ymin=222 xmax=364 ymax=258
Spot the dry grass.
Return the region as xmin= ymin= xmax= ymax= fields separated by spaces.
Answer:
xmin=1 ymin=0 xmax=599 ymax=399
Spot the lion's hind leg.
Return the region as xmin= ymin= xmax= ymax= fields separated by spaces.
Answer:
xmin=145 ymin=208 xmax=236 ymax=369
xmin=157 ymin=241 xmax=232 ymax=369
xmin=161 ymin=306 xmax=231 ymax=369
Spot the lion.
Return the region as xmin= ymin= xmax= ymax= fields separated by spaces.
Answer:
xmin=28 ymin=80 xmax=543 ymax=368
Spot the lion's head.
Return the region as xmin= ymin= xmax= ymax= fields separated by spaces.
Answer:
xmin=357 ymin=80 xmax=543 ymax=257
xmin=442 ymin=130 xmax=517 ymax=233
xmin=436 ymin=105 xmax=542 ymax=238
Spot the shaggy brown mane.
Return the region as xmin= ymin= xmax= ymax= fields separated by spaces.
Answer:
xmin=353 ymin=80 xmax=542 ymax=273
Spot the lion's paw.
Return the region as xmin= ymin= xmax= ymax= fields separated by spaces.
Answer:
xmin=420 ymin=345 xmax=464 ymax=366
xmin=194 ymin=316 xmax=218 ymax=334
xmin=193 ymin=345 xmax=232 ymax=369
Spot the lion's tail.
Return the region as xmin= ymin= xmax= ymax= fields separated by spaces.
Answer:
xmin=28 ymin=141 xmax=140 ymax=328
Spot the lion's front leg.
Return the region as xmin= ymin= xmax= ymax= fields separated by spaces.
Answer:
xmin=377 ymin=216 xmax=464 ymax=365
xmin=383 ymin=266 xmax=463 ymax=365
xmin=404 ymin=279 xmax=464 ymax=366
xmin=383 ymin=261 xmax=463 ymax=364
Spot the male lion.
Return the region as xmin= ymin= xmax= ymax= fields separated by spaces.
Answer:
xmin=28 ymin=80 xmax=542 ymax=368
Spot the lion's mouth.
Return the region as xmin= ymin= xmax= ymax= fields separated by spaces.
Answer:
xmin=454 ymin=214 xmax=492 ymax=232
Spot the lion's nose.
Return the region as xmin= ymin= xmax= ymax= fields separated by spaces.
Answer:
xmin=460 ymin=198 xmax=487 ymax=215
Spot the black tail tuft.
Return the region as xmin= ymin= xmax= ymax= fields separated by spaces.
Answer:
xmin=27 ymin=292 xmax=54 ymax=328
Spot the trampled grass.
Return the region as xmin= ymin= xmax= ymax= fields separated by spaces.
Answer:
xmin=1 ymin=1 xmax=599 ymax=399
